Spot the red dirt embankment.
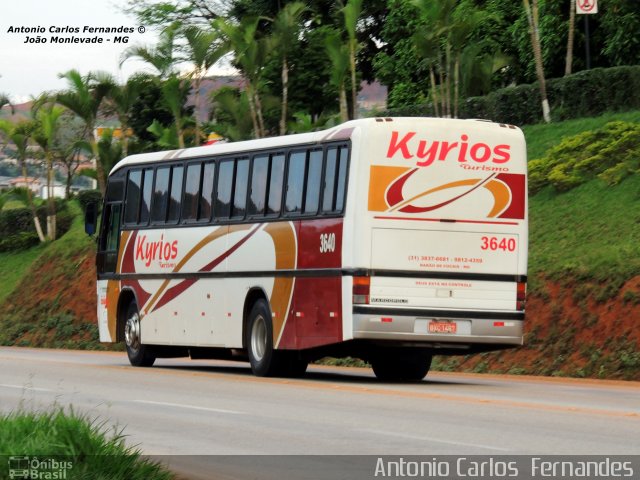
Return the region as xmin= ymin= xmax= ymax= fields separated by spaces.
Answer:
xmin=3 ymin=246 xmax=639 ymax=379
xmin=439 ymin=276 xmax=640 ymax=380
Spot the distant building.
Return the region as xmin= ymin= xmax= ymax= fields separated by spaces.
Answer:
xmin=9 ymin=176 xmax=42 ymax=194
xmin=40 ymin=180 xmax=66 ymax=199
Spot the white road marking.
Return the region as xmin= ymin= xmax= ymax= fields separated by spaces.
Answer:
xmin=359 ymin=428 xmax=511 ymax=452
xmin=0 ymin=383 xmax=53 ymax=392
xmin=133 ymin=399 xmax=244 ymax=415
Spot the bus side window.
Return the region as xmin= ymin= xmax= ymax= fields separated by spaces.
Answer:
xmin=182 ymin=163 xmax=202 ymax=222
xmin=232 ymin=158 xmax=249 ymax=218
xmin=303 ymin=149 xmax=322 ymax=215
xmin=215 ymin=160 xmax=234 ymax=219
xmin=248 ymin=155 xmax=268 ymax=217
xmin=335 ymin=146 xmax=349 ymax=212
xmin=167 ymin=166 xmax=183 ymax=223
xmin=267 ymin=154 xmax=285 ymax=216
xmin=151 ymin=167 xmax=170 ymax=223
xmin=124 ymin=170 xmax=142 ymax=225
xmin=285 ymin=151 xmax=305 ymax=214
xmin=139 ymin=169 xmax=154 ymax=225
xmin=105 ymin=204 xmax=121 ymax=252
xmin=200 ymin=162 xmax=215 ymax=221
xmin=321 ymin=145 xmax=349 ymax=214
xmin=322 ymin=148 xmax=338 ymax=213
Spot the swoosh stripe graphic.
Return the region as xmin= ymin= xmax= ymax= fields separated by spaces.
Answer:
xmin=484 ymin=179 xmax=512 ymax=217
xmin=142 ymin=225 xmax=253 ymax=315
xmin=151 ymin=224 xmax=262 ymax=313
xmin=390 ymin=174 xmax=497 ymax=214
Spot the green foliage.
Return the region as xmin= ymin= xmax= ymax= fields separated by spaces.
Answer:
xmin=383 ymin=66 xmax=640 ymax=126
xmin=77 ymin=190 xmax=103 ymax=214
xmin=529 ymin=121 xmax=640 ymax=193
xmin=0 ymin=409 xmax=174 ymax=479
xmin=0 ymin=231 xmax=40 ymax=252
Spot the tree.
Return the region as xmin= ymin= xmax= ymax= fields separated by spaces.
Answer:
xmin=102 ymin=76 xmax=142 ymax=157
xmin=0 ymin=119 xmax=45 ymax=242
xmin=269 ymin=2 xmax=307 ymax=134
xmin=33 ymin=102 xmax=65 ymax=240
xmin=76 ymin=129 xmax=124 ymax=178
xmin=412 ymin=0 xmax=491 ymax=118
xmin=340 ymin=0 xmax=362 ymax=120
xmin=0 ymin=93 xmax=13 ymax=114
xmin=120 ymin=25 xmax=181 ymax=79
xmin=56 ymin=70 xmax=112 ymax=194
xmin=127 ymin=74 xmax=175 ymax=152
xmin=523 ymin=0 xmax=551 ymax=123
xmin=209 ymin=86 xmax=253 ymax=141
xmin=565 ymin=0 xmax=576 ymax=75
xmin=325 ymin=29 xmax=350 ymax=122
xmin=213 ymin=16 xmax=269 ymax=138
xmin=182 ymin=25 xmax=227 ymax=144
xmin=161 ymin=75 xmax=192 ymax=149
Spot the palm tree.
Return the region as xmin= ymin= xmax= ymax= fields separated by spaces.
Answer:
xmin=340 ymin=0 xmax=363 ymax=120
xmin=0 ymin=119 xmax=45 ymax=242
xmin=160 ymin=74 xmax=192 ymax=149
xmin=325 ymin=29 xmax=350 ymax=122
xmin=120 ymin=25 xmax=180 ymax=79
xmin=523 ymin=0 xmax=551 ymax=123
xmin=270 ymin=2 xmax=307 ymax=134
xmin=33 ymin=103 xmax=65 ymax=240
xmin=56 ymin=70 xmax=112 ymax=194
xmin=182 ymin=25 xmax=227 ymax=144
xmin=213 ymin=16 xmax=269 ymax=138
xmin=565 ymin=0 xmax=576 ymax=76
xmin=102 ymin=75 xmax=141 ymax=158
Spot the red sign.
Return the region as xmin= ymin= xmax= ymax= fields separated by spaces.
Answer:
xmin=577 ymin=0 xmax=598 ymax=14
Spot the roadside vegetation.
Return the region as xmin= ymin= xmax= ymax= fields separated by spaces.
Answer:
xmin=0 ymin=408 xmax=174 ymax=479
xmin=0 ymin=109 xmax=638 ymax=379
xmin=0 ymin=0 xmax=638 ymax=380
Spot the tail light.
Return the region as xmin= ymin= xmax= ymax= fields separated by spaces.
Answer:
xmin=517 ymin=282 xmax=527 ymax=311
xmin=352 ymin=276 xmax=370 ymax=305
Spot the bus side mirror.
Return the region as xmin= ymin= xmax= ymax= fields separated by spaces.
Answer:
xmin=85 ymin=202 xmax=98 ymax=236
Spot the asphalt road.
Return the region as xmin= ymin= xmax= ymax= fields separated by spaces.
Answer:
xmin=1 ymin=347 xmax=639 ymax=478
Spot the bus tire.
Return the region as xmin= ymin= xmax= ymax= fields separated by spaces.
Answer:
xmin=124 ymin=301 xmax=156 ymax=367
xmin=371 ymin=352 xmax=432 ymax=382
xmin=246 ymin=299 xmax=282 ymax=377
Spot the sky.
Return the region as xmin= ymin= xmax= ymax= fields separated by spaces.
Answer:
xmin=1 ymin=0 xmax=161 ymax=103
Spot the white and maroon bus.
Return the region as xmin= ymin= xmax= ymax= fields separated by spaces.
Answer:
xmin=89 ymin=117 xmax=528 ymax=380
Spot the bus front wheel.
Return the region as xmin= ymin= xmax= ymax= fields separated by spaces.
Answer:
xmin=124 ymin=301 xmax=156 ymax=367
xmin=371 ymin=351 xmax=432 ymax=382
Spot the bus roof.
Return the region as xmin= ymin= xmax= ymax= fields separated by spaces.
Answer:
xmin=109 ymin=117 xmax=520 ymax=175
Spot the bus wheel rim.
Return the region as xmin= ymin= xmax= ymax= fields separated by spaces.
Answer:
xmin=125 ymin=311 xmax=141 ymax=351
xmin=251 ymin=314 xmax=267 ymax=362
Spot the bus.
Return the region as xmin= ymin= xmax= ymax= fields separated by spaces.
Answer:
xmin=87 ymin=117 xmax=528 ymax=381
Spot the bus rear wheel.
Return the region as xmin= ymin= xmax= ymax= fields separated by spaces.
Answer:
xmin=246 ymin=299 xmax=280 ymax=377
xmin=371 ymin=351 xmax=432 ymax=382
xmin=124 ymin=301 xmax=156 ymax=367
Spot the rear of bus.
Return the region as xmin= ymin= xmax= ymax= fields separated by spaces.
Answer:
xmin=344 ymin=117 xmax=527 ymax=378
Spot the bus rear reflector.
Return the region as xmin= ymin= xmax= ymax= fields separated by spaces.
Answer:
xmin=517 ymin=282 xmax=527 ymax=310
xmin=352 ymin=276 xmax=370 ymax=305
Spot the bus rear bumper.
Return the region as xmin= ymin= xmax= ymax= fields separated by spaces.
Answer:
xmin=352 ymin=308 xmax=524 ymax=350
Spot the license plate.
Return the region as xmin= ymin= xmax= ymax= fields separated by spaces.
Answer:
xmin=428 ymin=321 xmax=457 ymax=334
